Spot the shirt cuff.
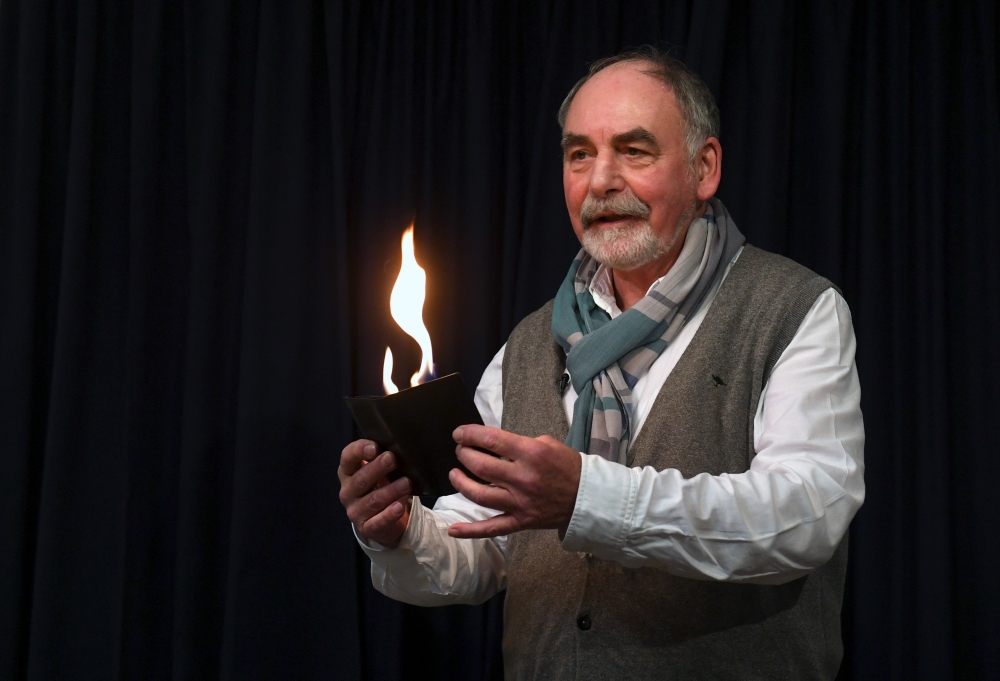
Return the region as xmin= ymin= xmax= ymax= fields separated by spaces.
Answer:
xmin=561 ymin=453 xmax=638 ymax=553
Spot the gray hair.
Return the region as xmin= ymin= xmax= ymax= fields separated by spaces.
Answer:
xmin=557 ymin=46 xmax=720 ymax=164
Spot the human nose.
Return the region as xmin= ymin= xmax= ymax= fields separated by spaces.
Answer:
xmin=588 ymin=150 xmax=625 ymax=197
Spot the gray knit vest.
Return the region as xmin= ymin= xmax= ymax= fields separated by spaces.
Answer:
xmin=499 ymin=246 xmax=847 ymax=681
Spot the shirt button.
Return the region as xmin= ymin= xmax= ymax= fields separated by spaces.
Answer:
xmin=576 ymin=614 xmax=591 ymax=631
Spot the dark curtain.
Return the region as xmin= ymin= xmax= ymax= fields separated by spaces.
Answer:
xmin=1 ymin=1 xmax=997 ymax=679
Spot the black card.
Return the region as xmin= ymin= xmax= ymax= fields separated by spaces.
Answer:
xmin=344 ymin=373 xmax=485 ymax=497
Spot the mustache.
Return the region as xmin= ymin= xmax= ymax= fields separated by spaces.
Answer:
xmin=580 ymin=191 xmax=652 ymax=229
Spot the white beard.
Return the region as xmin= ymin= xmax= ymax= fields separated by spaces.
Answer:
xmin=581 ymin=218 xmax=677 ymax=271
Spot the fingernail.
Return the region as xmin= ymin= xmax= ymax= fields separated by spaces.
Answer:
xmin=391 ymin=501 xmax=403 ymax=514
xmin=453 ymin=427 xmax=464 ymax=442
xmin=400 ymin=477 xmax=411 ymax=492
xmin=383 ymin=452 xmax=395 ymax=468
xmin=364 ymin=443 xmax=376 ymax=456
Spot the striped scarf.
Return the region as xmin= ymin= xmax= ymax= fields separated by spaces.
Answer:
xmin=551 ymin=198 xmax=745 ymax=463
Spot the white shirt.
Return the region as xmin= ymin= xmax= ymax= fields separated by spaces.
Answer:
xmin=359 ymin=248 xmax=865 ymax=604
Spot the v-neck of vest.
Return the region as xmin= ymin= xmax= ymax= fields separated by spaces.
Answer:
xmin=622 ymin=245 xmax=761 ymax=466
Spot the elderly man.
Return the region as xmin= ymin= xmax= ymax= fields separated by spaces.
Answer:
xmin=339 ymin=47 xmax=864 ymax=680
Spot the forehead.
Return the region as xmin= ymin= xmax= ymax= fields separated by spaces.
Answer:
xmin=563 ymin=62 xmax=682 ymax=140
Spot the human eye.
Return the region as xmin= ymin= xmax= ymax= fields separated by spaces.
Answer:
xmin=567 ymin=148 xmax=590 ymax=162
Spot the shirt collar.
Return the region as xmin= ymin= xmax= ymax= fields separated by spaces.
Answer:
xmin=588 ymin=246 xmax=745 ymax=320
xmin=588 ymin=263 xmax=670 ymax=320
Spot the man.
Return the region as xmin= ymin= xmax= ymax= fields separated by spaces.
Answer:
xmin=339 ymin=47 xmax=864 ymax=680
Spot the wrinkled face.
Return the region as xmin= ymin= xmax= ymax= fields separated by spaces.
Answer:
xmin=561 ymin=62 xmax=700 ymax=271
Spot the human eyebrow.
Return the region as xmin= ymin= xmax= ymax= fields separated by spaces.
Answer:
xmin=611 ymin=128 xmax=659 ymax=151
xmin=560 ymin=133 xmax=590 ymax=151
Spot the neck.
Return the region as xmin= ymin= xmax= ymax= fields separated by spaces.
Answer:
xmin=612 ymin=201 xmax=705 ymax=311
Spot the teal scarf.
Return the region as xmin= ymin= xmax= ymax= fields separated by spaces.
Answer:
xmin=551 ymin=198 xmax=744 ymax=463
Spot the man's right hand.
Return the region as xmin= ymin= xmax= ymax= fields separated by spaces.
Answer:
xmin=338 ymin=440 xmax=412 ymax=549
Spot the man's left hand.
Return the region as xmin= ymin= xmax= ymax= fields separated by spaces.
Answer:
xmin=447 ymin=425 xmax=582 ymax=539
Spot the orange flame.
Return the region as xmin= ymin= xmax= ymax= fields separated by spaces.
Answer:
xmin=384 ymin=224 xmax=435 ymax=392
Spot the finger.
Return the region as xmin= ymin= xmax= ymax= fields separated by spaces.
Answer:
xmin=452 ymin=424 xmax=534 ymax=460
xmin=361 ymin=493 xmax=409 ymax=539
xmin=449 ymin=468 xmax=514 ymax=511
xmin=340 ymin=453 xmax=403 ymax=511
xmin=346 ymin=451 xmax=397 ymax=499
xmin=339 ymin=440 xmax=377 ymax=479
xmin=352 ymin=475 xmax=411 ymax=522
xmin=455 ymin=444 xmax=514 ymax=483
xmin=448 ymin=514 xmax=523 ymax=539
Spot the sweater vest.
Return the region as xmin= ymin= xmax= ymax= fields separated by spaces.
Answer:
xmin=500 ymin=245 xmax=847 ymax=681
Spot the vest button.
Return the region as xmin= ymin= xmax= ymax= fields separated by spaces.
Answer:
xmin=576 ymin=614 xmax=591 ymax=631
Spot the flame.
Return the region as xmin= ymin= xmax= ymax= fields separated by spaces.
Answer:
xmin=383 ymin=347 xmax=399 ymax=394
xmin=384 ymin=224 xmax=435 ymax=392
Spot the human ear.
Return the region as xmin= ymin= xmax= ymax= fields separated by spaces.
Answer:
xmin=695 ymin=137 xmax=722 ymax=201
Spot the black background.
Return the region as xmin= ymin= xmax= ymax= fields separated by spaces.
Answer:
xmin=2 ymin=1 xmax=998 ymax=679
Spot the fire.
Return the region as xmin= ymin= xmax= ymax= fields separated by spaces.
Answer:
xmin=383 ymin=347 xmax=399 ymax=394
xmin=384 ymin=224 xmax=435 ymax=393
